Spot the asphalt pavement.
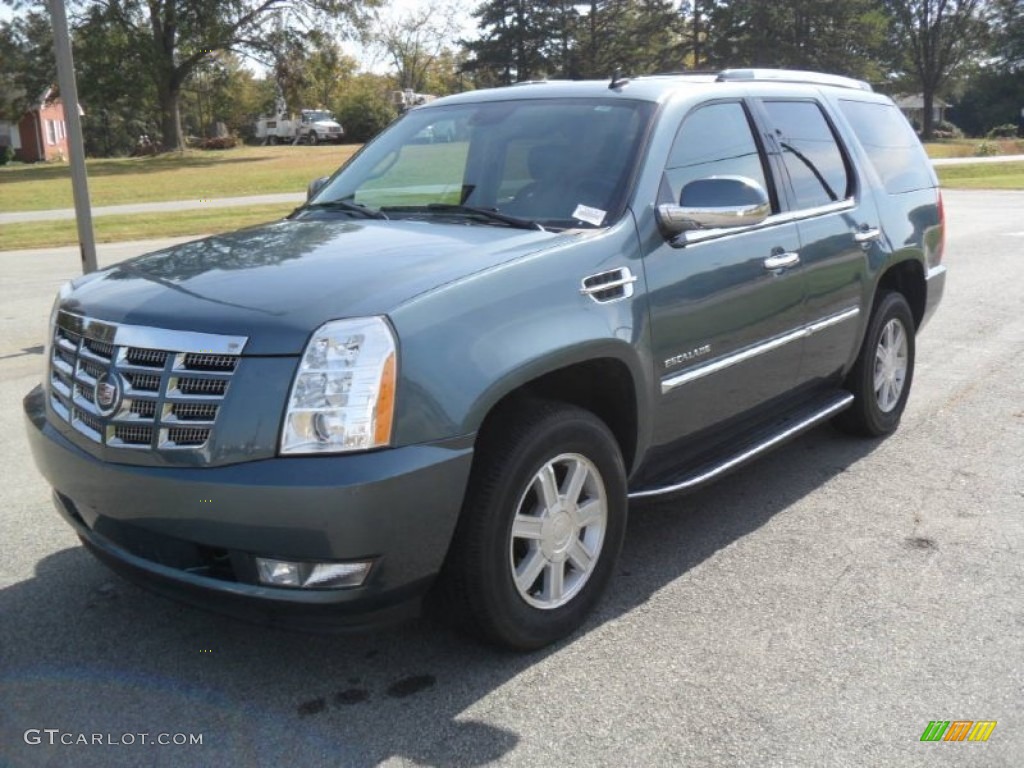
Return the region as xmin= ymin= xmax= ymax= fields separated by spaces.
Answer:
xmin=0 ymin=190 xmax=1021 ymax=766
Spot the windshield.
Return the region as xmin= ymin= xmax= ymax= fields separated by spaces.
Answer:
xmin=310 ymin=98 xmax=655 ymax=230
xmin=306 ymin=111 xmax=334 ymax=122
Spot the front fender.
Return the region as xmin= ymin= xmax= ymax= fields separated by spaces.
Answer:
xmin=388 ymin=217 xmax=655 ymax=465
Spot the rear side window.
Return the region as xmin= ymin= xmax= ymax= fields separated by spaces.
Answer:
xmin=838 ymin=100 xmax=934 ymax=194
xmin=664 ymin=102 xmax=770 ymax=205
xmin=762 ymin=100 xmax=851 ymax=209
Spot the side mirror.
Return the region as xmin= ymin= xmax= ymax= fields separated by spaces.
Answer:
xmin=656 ymin=176 xmax=770 ymax=237
xmin=306 ymin=176 xmax=329 ymax=202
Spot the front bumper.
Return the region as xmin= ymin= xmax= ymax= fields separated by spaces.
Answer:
xmin=24 ymin=385 xmax=474 ymax=630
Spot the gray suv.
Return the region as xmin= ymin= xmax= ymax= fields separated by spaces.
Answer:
xmin=24 ymin=69 xmax=946 ymax=649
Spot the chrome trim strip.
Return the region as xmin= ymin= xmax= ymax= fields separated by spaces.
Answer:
xmin=661 ymin=306 xmax=860 ymax=394
xmin=681 ymin=199 xmax=855 ymax=246
xmin=57 ymin=311 xmax=248 ymax=355
xmin=628 ymin=393 xmax=854 ymax=499
xmin=926 ymin=265 xmax=946 ymax=281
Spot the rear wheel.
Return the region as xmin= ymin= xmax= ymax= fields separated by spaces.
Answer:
xmin=267 ymin=135 xmax=278 ymax=146
xmin=835 ymin=291 xmax=916 ymax=436
xmin=439 ymin=401 xmax=627 ymax=650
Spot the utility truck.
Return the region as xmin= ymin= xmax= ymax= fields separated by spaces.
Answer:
xmin=254 ymin=109 xmax=344 ymax=145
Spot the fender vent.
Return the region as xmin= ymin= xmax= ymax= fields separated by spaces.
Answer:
xmin=580 ymin=267 xmax=638 ymax=304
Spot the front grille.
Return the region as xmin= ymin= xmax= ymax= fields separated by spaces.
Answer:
xmin=126 ymin=347 xmax=168 ymax=368
xmin=47 ymin=312 xmax=246 ymax=453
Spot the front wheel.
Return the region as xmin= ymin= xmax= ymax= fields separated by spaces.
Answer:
xmin=438 ymin=401 xmax=627 ymax=650
xmin=835 ymin=291 xmax=916 ymax=436
xmin=307 ymin=132 xmax=319 ymax=146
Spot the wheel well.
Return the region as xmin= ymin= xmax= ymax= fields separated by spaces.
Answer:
xmin=479 ymin=359 xmax=639 ymax=471
xmin=875 ymin=259 xmax=925 ymax=328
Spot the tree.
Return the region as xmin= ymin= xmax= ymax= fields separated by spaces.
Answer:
xmin=0 ymin=12 xmax=56 ymax=118
xmin=463 ymin=0 xmax=562 ymax=84
xmin=884 ymin=0 xmax=988 ymax=139
xmin=704 ymin=0 xmax=889 ymax=81
xmin=368 ymin=1 xmax=461 ymax=92
xmin=11 ymin=0 xmax=377 ymax=150
xmin=332 ymin=73 xmax=397 ymax=141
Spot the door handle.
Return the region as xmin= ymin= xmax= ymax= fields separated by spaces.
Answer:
xmin=763 ymin=251 xmax=801 ymax=270
xmin=854 ymin=226 xmax=881 ymax=243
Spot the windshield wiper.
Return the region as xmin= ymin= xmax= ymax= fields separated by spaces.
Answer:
xmin=380 ymin=203 xmax=544 ymax=231
xmin=298 ymin=199 xmax=388 ymax=220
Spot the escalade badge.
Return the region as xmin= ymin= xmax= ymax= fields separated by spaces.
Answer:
xmin=94 ymin=371 xmax=123 ymax=417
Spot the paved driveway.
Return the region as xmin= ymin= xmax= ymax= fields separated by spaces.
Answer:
xmin=0 ymin=191 xmax=1021 ymax=766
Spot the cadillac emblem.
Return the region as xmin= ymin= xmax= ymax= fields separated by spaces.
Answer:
xmin=94 ymin=371 xmax=122 ymax=416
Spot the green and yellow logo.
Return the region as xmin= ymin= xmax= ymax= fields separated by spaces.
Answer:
xmin=920 ymin=721 xmax=997 ymax=742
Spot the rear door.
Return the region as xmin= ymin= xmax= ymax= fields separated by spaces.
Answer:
xmin=754 ymin=98 xmax=879 ymax=383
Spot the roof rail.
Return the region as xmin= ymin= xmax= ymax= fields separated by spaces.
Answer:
xmin=716 ymin=69 xmax=872 ymax=92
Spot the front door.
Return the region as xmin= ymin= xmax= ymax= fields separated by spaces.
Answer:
xmin=643 ymin=100 xmax=807 ymax=448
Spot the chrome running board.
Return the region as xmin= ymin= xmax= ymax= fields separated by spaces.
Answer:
xmin=628 ymin=391 xmax=854 ymax=500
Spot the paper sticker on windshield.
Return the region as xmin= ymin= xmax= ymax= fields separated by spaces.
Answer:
xmin=572 ymin=204 xmax=606 ymax=227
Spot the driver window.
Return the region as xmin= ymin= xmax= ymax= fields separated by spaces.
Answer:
xmin=664 ymin=102 xmax=770 ymax=207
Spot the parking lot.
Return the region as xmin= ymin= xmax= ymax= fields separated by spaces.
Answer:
xmin=1 ymin=189 xmax=1021 ymax=766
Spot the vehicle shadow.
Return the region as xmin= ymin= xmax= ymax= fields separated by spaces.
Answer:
xmin=0 ymin=425 xmax=881 ymax=767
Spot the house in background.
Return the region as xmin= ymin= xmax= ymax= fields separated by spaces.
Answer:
xmin=893 ymin=94 xmax=950 ymax=129
xmin=0 ymin=119 xmax=21 ymax=155
xmin=13 ymin=86 xmax=82 ymax=162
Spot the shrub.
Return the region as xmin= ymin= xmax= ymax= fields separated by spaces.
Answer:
xmin=334 ymin=79 xmax=399 ymax=144
xmin=987 ymin=123 xmax=1018 ymax=139
xmin=974 ymin=141 xmax=998 ymax=157
xmin=0 ymin=145 xmax=13 ymax=166
xmin=932 ymin=119 xmax=964 ymax=139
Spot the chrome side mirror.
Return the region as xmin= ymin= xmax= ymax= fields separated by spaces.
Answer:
xmin=306 ymin=176 xmax=330 ymax=202
xmin=657 ymin=176 xmax=770 ymax=237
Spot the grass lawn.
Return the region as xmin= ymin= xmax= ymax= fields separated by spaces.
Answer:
xmin=1 ymin=140 xmax=1021 ymax=252
xmin=0 ymin=144 xmax=360 ymax=212
xmin=0 ymin=203 xmax=293 ymax=251
xmin=924 ymin=138 xmax=1024 ymax=159
xmin=936 ymin=161 xmax=1024 ymax=189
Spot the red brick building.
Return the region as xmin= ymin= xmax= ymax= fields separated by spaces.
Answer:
xmin=15 ymin=87 xmax=78 ymax=162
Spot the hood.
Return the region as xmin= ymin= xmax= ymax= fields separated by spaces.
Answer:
xmin=312 ymin=120 xmax=342 ymax=130
xmin=62 ymin=217 xmax=569 ymax=355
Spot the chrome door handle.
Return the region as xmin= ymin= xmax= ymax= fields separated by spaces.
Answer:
xmin=854 ymin=227 xmax=881 ymax=243
xmin=763 ymin=251 xmax=801 ymax=270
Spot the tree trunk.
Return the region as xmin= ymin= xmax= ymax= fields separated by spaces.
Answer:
xmin=921 ymin=88 xmax=935 ymax=140
xmin=159 ymin=84 xmax=183 ymax=151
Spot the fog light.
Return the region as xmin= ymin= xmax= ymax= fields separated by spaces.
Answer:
xmin=255 ymin=557 xmax=372 ymax=589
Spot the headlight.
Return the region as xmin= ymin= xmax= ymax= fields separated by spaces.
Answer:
xmin=280 ymin=317 xmax=398 ymax=455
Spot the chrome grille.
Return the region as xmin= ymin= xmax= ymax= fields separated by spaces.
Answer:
xmin=126 ymin=347 xmax=168 ymax=367
xmin=47 ymin=311 xmax=247 ymax=452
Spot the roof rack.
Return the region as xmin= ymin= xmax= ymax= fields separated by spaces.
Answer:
xmin=716 ymin=68 xmax=872 ymax=92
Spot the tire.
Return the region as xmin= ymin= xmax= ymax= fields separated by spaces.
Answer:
xmin=438 ymin=400 xmax=628 ymax=650
xmin=308 ymin=132 xmax=319 ymax=146
xmin=834 ymin=291 xmax=916 ymax=437
xmin=267 ymin=135 xmax=278 ymax=146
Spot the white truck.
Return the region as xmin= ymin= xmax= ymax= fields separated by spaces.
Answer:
xmin=255 ymin=109 xmax=345 ymax=145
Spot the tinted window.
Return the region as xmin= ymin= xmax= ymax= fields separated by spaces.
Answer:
xmin=838 ymin=100 xmax=934 ymax=194
xmin=664 ymin=102 xmax=769 ymax=206
xmin=763 ymin=101 xmax=850 ymax=209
